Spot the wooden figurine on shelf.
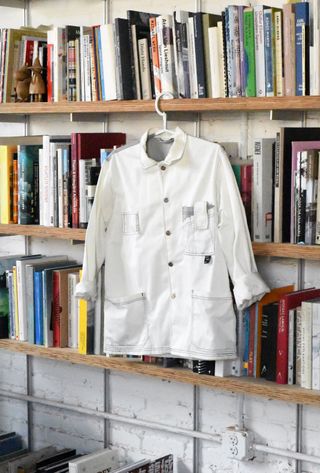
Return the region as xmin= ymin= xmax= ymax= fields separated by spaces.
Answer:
xmin=29 ymin=57 xmax=46 ymax=102
xmin=13 ymin=64 xmax=31 ymax=102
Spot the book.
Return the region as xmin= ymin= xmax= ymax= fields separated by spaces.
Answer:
xmin=111 ymin=460 xmax=150 ymax=473
xmin=283 ymin=3 xmax=296 ymax=96
xmin=99 ymin=24 xmax=117 ymax=101
xmin=15 ymin=255 xmax=43 ymax=341
xmin=71 ymin=133 xmax=126 ymax=228
xmin=127 ymin=11 xmax=157 ymax=100
xmin=0 ymin=145 xmax=16 ymax=224
xmin=138 ymin=38 xmax=152 ymax=100
xmin=157 ymin=15 xmax=177 ymax=98
xmin=52 ymin=266 xmax=81 ymax=348
xmin=288 ymin=308 xmax=296 ymax=385
xmin=276 ymin=288 xmax=320 ymax=385
xmin=0 ymin=435 xmax=22 ymax=457
xmin=7 ymin=446 xmax=57 ymax=473
xmin=277 ymin=128 xmax=320 ymax=243
xmin=78 ymin=269 xmax=94 ymax=355
xmin=25 ymin=257 xmax=70 ymax=344
xmin=260 ymin=302 xmax=279 ymax=381
xmin=301 ymin=298 xmax=320 ymax=389
xmin=243 ymin=7 xmax=256 ymax=97
xmin=41 ymin=261 xmax=76 ymax=347
xmin=252 ymin=138 xmax=275 ymax=242
xmin=68 ymin=272 xmax=80 ymax=349
xmin=69 ymin=449 xmax=119 ymax=473
xmin=255 ymin=285 xmax=294 ymax=378
xmin=17 ymin=144 xmax=41 ymax=225
xmin=290 ymin=141 xmax=320 ymax=243
xmin=114 ymin=18 xmax=134 ymax=100
xmin=254 ymin=5 xmax=266 ymax=97
xmin=35 ymin=450 xmax=76 ymax=472
xmin=295 ymin=2 xmax=309 ymax=96
xmin=172 ymin=11 xmax=190 ymax=99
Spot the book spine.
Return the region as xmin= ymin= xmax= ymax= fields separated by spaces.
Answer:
xmin=7 ymin=271 xmax=15 ymax=339
xmin=248 ymin=304 xmax=255 ymax=377
xmin=296 ymin=306 xmax=302 ymax=386
xmin=316 ymin=150 xmax=320 ymax=244
xmin=57 ymin=148 xmax=64 ymax=228
xmin=187 ymin=16 xmax=197 ymax=99
xmin=276 ymin=298 xmax=288 ymax=384
xmin=193 ymin=13 xmax=206 ymax=98
xmin=12 ymin=266 xmax=19 ymax=340
xmin=89 ymin=29 xmax=97 ymax=101
xmin=52 ymin=271 xmax=61 ymax=347
xmin=208 ymin=27 xmax=220 ymax=98
xmin=47 ymin=42 xmax=53 ymax=102
xmin=238 ymin=6 xmax=245 ymax=97
xmin=71 ymin=133 xmax=79 ymax=228
xmin=295 ymin=3 xmax=309 ymax=96
xmin=26 ymin=266 xmax=35 ymax=344
xmin=217 ymin=21 xmax=227 ymax=97
xmin=62 ymin=148 xmax=69 ymax=228
xmin=34 ymin=271 xmax=43 ymax=345
xmin=253 ymin=139 xmax=273 ymax=242
xmin=254 ymin=6 xmax=265 ymax=97
xmin=131 ymin=24 xmax=141 ymax=100
xmin=160 ymin=15 xmax=177 ymax=97
xmin=312 ymin=303 xmax=320 ymax=390
xmin=138 ymin=38 xmax=152 ymax=100
xmin=13 ymin=154 xmax=18 ymax=224
xmin=114 ymin=20 xmax=123 ymax=100
xmin=283 ymin=4 xmax=296 ymax=96
xmin=301 ymin=301 xmax=312 ymax=389
xmin=287 ymin=309 xmax=296 ymax=385
xmin=229 ymin=6 xmax=241 ymax=97
xmin=275 ymin=11 xmax=283 ymax=96
xmin=150 ymin=17 xmax=161 ymax=97
xmin=78 ymin=271 xmax=87 ymax=354
xmin=68 ymin=273 xmax=79 ymax=348
xmin=264 ymin=10 xmax=274 ymax=97
xmin=296 ymin=151 xmax=307 ymax=244
xmin=304 ymin=151 xmax=318 ymax=245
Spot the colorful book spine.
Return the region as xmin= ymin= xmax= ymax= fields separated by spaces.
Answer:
xmin=295 ymin=2 xmax=309 ymax=96
xmin=274 ymin=10 xmax=283 ymax=96
xmin=254 ymin=5 xmax=266 ymax=97
xmin=34 ymin=270 xmax=43 ymax=345
xmin=150 ymin=16 xmax=161 ymax=97
xmin=264 ymin=9 xmax=274 ymax=97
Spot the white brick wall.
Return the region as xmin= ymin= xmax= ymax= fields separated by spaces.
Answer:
xmin=1 ymin=0 xmax=320 ymax=471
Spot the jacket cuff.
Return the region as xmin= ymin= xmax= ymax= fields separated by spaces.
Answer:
xmin=75 ymin=280 xmax=96 ymax=301
xmin=233 ymin=272 xmax=270 ymax=310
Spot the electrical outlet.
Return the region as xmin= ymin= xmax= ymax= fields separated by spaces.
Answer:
xmin=222 ymin=427 xmax=254 ymax=461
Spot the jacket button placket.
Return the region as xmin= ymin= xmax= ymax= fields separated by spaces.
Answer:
xmin=159 ymin=162 xmax=176 ymax=300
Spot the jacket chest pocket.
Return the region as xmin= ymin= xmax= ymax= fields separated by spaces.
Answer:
xmin=121 ymin=212 xmax=140 ymax=235
xmin=183 ymin=202 xmax=215 ymax=256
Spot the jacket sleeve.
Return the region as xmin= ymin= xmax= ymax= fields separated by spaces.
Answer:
xmin=74 ymin=157 xmax=113 ymax=301
xmin=215 ymin=146 xmax=269 ymax=310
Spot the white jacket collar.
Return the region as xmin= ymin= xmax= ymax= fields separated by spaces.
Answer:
xmin=140 ymin=126 xmax=187 ymax=169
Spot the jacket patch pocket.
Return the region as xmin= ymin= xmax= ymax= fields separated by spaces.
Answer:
xmin=121 ymin=212 xmax=140 ymax=235
xmin=191 ymin=291 xmax=235 ymax=351
xmin=183 ymin=202 xmax=215 ymax=256
xmin=105 ymin=293 xmax=147 ymax=346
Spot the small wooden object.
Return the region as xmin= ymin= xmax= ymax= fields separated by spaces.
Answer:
xmin=29 ymin=57 xmax=46 ymax=102
xmin=13 ymin=64 xmax=31 ymax=102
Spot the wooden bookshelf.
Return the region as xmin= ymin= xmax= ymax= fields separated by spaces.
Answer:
xmin=1 ymin=225 xmax=320 ymax=259
xmin=0 ymin=339 xmax=319 ymax=407
xmin=0 ymin=224 xmax=86 ymax=241
xmin=0 ymin=96 xmax=320 ymax=115
xmin=252 ymin=242 xmax=320 ymax=260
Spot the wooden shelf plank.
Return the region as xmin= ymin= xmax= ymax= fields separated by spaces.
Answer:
xmin=0 ymin=224 xmax=86 ymax=241
xmin=252 ymin=242 xmax=320 ymax=260
xmin=1 ymin=225 xmax=320 ymax=259
xmin=0 ymin=96 xmax=320 ymax=115
xmin=0 ymin=340 xmax=320 ymax=406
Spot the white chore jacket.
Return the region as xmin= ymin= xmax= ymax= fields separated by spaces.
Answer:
xmin=75 ymin=127 xmax=269 ymax=360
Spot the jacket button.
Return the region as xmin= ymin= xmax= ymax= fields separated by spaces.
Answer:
xmin=166 ymin=230 xmax=171 ymax=236
xmin=160 ymin=165 xmax=166 ymax=171
xmin=168 ymin=262 xmax=173 ymax=267
xmin=171 ymin=293 xmax=176 ymax=299
xmin=164 ymin=197 xmax=169 ymax=203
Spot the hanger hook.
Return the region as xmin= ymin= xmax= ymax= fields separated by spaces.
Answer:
xmin=155 ymin=92 xmax=174 ymax=130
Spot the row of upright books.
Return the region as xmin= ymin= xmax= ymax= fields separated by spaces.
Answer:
xmin=0 ymin=436 xmax=173 ymax=473
xmin=1 ymin=1 xmax=319 ymax=103
xmin=0 ymin=132 xmax=126 ymax=228
xmin=240 ymin=285 xmax=320 ymax=390
xmin=0 ymin=254 xmax=94 ymax=353
xmin=231 ymin=126 xmax=320 ymax=245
